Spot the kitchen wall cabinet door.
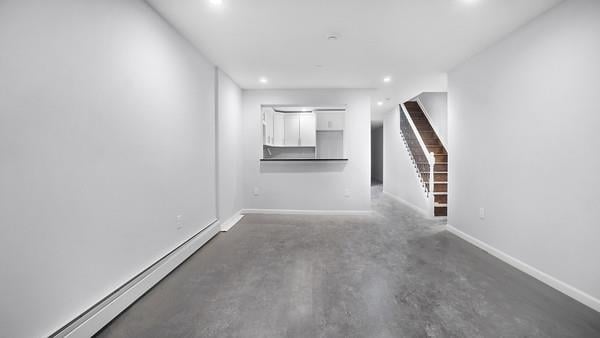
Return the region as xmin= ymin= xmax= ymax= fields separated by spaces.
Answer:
xmin=316 ymin=111 xmax=344 ymax=131
xmin=299 ymin=113 xmax=316 ymax=146
xmin=284 ymin=114 xmax=300 ymax=146
xmin=263 ymin=108 xmax=274 ymax=145
xmin=273 ymin=112 xmax=284 ymax=146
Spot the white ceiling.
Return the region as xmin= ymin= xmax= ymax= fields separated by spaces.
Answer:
xmin=147 ymin=0 xmax=562 ymax=116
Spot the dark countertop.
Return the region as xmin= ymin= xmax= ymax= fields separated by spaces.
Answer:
xmin=260 ymin=158 xmax=348 ymax=162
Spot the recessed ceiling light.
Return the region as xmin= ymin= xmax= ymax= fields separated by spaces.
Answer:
xmin=259 ymin=77 xmax=268 ymax=84
xmin=209 ymin=0 xmax=223 ymax=5
xmin=383 ymin=76 xmax=392 ymax=83
xmin=377 ymin=101 xmax=383 ymax=106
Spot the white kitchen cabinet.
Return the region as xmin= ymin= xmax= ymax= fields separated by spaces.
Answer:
xmin=273 ymin=112 xmax=284 ymax=145
xmin=283 ymin=114 xmax=300 ymax=146
xmin=271 ymin=112 xmax=316 ymax=147
xmin=316 ymin=111 xmax=344 ymax=131
xmin=263 ymin=108 xmax=274 ymax=145
xmin=299 ymin=113 xmax=316 ymax=146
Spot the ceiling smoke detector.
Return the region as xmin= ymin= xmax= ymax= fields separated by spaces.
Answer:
xmin=327 ymin=34 xmax=339 ymax=41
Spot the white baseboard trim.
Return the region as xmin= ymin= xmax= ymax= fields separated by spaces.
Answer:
xmin=241 ymin=208 xmax=371 ymax=216
xmin=383 ymin=191 xmax=431 ymax=218
xmin=52 ymin=220 xmax=221 ymax=338
xmin=220 ymin=211 xmax=244 ymax=232
xmin=446 ymin=224 xmax=600 ymax=313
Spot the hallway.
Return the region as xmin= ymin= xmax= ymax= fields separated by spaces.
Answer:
xmin=97 ymin=184 xmax=600 ymax=337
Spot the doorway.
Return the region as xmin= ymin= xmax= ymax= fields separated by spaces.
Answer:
xmin=371 ymin=124 xmax=383 ymax=185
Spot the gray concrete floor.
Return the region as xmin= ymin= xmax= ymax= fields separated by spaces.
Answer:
xmin=96 ymin=184 xmax=600 ymax=337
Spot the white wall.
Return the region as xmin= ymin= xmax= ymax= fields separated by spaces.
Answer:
xmin=383 ymin=107 xmax=430 ymax=215
xmin=0 ymin=1 xmax=217 ymax=337
xmin=217 ymin=70 xmax=243 ymax=225
xmin=416 ymin=92 xmax=448 ymax=148
xmin=448 ymin=0 xmax=600 ymax=310
xmin=371 ymin=72 xmax=447 ymax=123
xmin=242 ymin=90 xmax=371 ymax=212
xmin=371 ymin=126 xmax=383 ymax=182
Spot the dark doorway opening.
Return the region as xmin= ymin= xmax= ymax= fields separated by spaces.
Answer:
xmin=371 ymin=125 xmax=383 ymax=185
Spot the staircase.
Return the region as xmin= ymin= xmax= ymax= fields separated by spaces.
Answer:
xmin=399 ymin=101 xmax=448 ymax=217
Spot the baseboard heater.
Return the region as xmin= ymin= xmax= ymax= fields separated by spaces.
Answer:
xmin=49 ymin=219 xmax=219 ymax=338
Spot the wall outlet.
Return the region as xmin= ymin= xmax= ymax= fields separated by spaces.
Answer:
xmin=344 ymin=189 xmax=351 ymax=198
xmin=176 ymin=215 xmax=184 ymax=230
xmin=253 ymin=187 xmax=260 ymax=196
xmin=479 ymin=208 xmax=485 ymax=220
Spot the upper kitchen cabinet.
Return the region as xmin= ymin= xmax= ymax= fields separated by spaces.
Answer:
xmin=262 ymin=107 xmax=275 ymax=146
xmin=299 ymin=113 xmax=316 ymax=146
xmin=283 ymin=114 xmax=301 ymax=146
xmin=273 ymin=112 xmax=284 ymax=146
xmin=281 ymin=112 xmax=316 ymax=146
xmin=316 ymin=110 xmax=345 ymax=131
